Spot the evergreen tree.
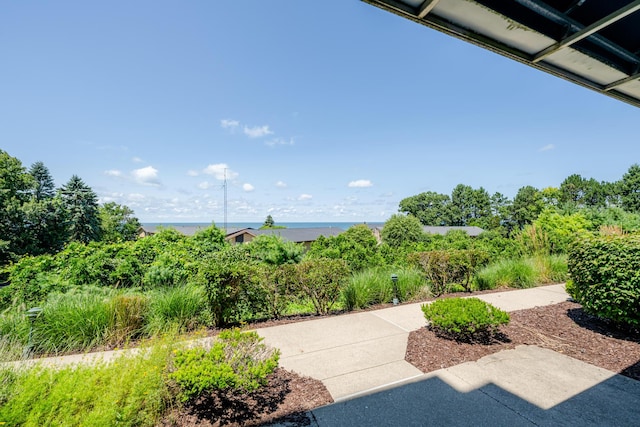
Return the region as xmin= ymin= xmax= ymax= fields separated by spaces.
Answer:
xmin=29 ymin=161 xmax=55 ymax=201
xmin=60 ymin=175 xmax=101 ymax=243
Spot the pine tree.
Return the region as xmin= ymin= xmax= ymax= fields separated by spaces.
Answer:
xmin=60 ymin=175 xmax=101 ymax=243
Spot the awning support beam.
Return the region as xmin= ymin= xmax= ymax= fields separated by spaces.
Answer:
xmin=533 ymin=0 xmax=640 ymax=63
xmin=417 ymin=0 xmax=440 ymax=19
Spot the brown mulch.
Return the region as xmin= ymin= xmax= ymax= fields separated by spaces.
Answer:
xmin=162 ymin=300 xmax=640 ymax=426
xmin=406 ymin=301 xmax=640 ymax=381
xmin=159 ymin=368 xmax=333 ymax=426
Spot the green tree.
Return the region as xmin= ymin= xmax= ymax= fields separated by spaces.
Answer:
xmin=381 ymin=214 xmax=424 ymax=247
xmin=620 ymin=164 xmax=640 ymax=213
xmin=59 ymin=175 xmax=101 ymax=243
xmin=307 ymin=225 xmax=380 ymax=271
xmin=450 ymin=184 xmax=490 ymax=226
xmin=511 ymin=186 xmax=544 ymax=229
xmin=399 ymin=191 xmax=452 ymax=225
xmin=28 ymin=161 xmax=55 ymax=201
xmin=0 ymin=150 xmax=34 ymax=264
xmin=98 ymin=202 xmax=141 ymax=243
xmin=263 ymin=215 xmax=274 ymax=228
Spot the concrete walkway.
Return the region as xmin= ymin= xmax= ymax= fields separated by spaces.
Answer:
xmin=258 ymin=284 xmax=640 ymax=426
xmin=257 ymin=284 xmax=569 ymax=401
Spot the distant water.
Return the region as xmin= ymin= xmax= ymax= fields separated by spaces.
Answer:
xmin=143 ymin=221 xmax=384 ymax=231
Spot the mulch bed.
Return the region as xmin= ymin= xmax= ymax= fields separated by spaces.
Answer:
xmin=406 ymin=301 xmax=640 ymax=381
xmin=162 ymin=300 xmax=640 ymax=426
xmin=159 ymin=368 xmax=333 ymax=426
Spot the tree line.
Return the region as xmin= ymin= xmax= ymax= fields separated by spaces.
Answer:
xmin=398 ymin=164 xmax=640 ymax=233
xmin=0 ymin=150 xmax=140 ymax=266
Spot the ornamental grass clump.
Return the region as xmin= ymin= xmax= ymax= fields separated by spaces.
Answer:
xmin=422 ymin=297 xmax=510 ymax=342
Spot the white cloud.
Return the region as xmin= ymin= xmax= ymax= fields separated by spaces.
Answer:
xmin=244 ymin=125 xmax=273 ymax=138
xmin=203 ymin=163 xmax=239 ymax=180
xmin=221 ymin=119 xmax=239 ymax=129
xmin=265 ymin=137 xmax=294 ymax=147
xmin=243 ymin=183 xmax=255 ymax=192
xmin=275 ymin=181 xmax=287 ymax=188
xmin=104 ymin=169 xmax=123 ymax=177
xmin=539 ymin=144 xmax=555 ymax=152
xmin=132 ymin=166 xmax=161 ymax=186
xmin=348 ymin=179 xmax=373 ymax=188
xmin=132 ymin=157 xmax=143 ymax=163
xmin=187 ymin=169 xmax=199 ymax=177
xmin=298 ymin=194 xmax=313 ymax=201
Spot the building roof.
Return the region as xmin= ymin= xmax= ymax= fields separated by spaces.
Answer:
xmin=363 ymin=0 xmax=640 ymax=109
xmin=423 ymin=225 xmax=485 ymax=236
xmin=228 ymin=227 xmax=344 ymax=243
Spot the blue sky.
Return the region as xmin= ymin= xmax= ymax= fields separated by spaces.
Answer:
xmin=2 ymin=1 xmax=639 ymax=223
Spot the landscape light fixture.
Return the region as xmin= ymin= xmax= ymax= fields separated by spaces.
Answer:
xmin=391 ymin=274 xmax=398 ymax=305
xmin=24 ymin=306 xmax=42 ymax=358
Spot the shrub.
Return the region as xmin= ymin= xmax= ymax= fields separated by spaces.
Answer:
xmin=196 ymin=248 xmax=262 ymax=326
xmin=568 ymin=234 xmax=640 ymax=327
xmin=421 ymin=297 xmax=509 ymax=342
xmin=169 ymin=329 xmax=279 ymax=403
xmin=409 ymin=249 xmax=489 ymax=296
xmin=293 ymin=258 xmax=350 ymax=314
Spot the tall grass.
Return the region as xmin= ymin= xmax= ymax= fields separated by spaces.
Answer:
xmin=474 ymin=255 xmax=568 ymax=290
xmin=342 ymin=266 xmax=427 ymax=310
xmin=144 ymin=284 xmax=210 ymax=335
xmin=0 ymin=340 xmax=173 ymax=426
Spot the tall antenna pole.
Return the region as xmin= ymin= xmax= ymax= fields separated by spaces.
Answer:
xmin=223 ymin=168 xmax=227 ymax=233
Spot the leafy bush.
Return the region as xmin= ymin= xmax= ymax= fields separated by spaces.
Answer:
xmin=568 ymin=234 xmax=640 ymax=327
xmin=196 ymin=248 xmax=262 ymax=326
xmin=409 ymin=249 xmax=490 ymax=295
xmin=293 ymin=258 xmax=350 ymax=314
xmin=422 ymin=297 xmax=509 ymax=342
xmin=169 ymin=329 xmax=279 ymax=403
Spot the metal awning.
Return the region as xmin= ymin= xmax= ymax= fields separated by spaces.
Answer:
xmin=363 ymin=0 xmax=640 ymax=108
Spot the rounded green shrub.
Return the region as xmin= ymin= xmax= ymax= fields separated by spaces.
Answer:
xmin=568 ymin=234 xmax=640 ymax=328
xmin=169 ymin=329 xmax=279 ymax=403
xmin=421 ymin=297 xmax=509 ymax=342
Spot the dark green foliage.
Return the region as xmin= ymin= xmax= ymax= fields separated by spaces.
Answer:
xmin=399 ymin=191 xmax=452 ymax=226
xmin=59 ymin=175 xmax=101 ymax=243
xmin=381 ymin=214 xmax=424 ymax=247
xmin=0 ymin=150 xmax=33 ymax=264
xmin=196 ymin=247 xmax=262 ymax=326
xmin=246 ymin=234 xmax=304 ymax=266
xmin=422 ymin=297 xmax=509 ymax=342
xmin=511 ymin=186 xmax=544 ymax=229
xmin=28 ymin=161 xmax=55 ymax=201
xmin=169 ymin=329 xmax=279 ymax=403
xmin=307 ymin=224 xmax=381 ymax=271
xmin=620 ymin=164 xmax=640 ymax=213
xmin=98 ymin=202 xmax=141 ymax=243
xmin=255 ymin=264 xmax=297 ymax=319
xmin=293 ymin=258 xmax=350 ymax=314
xmin=409 ymin=249 xmax=490 ymax=296
xmin=568 ymin=234 xmax=640 ymax=327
